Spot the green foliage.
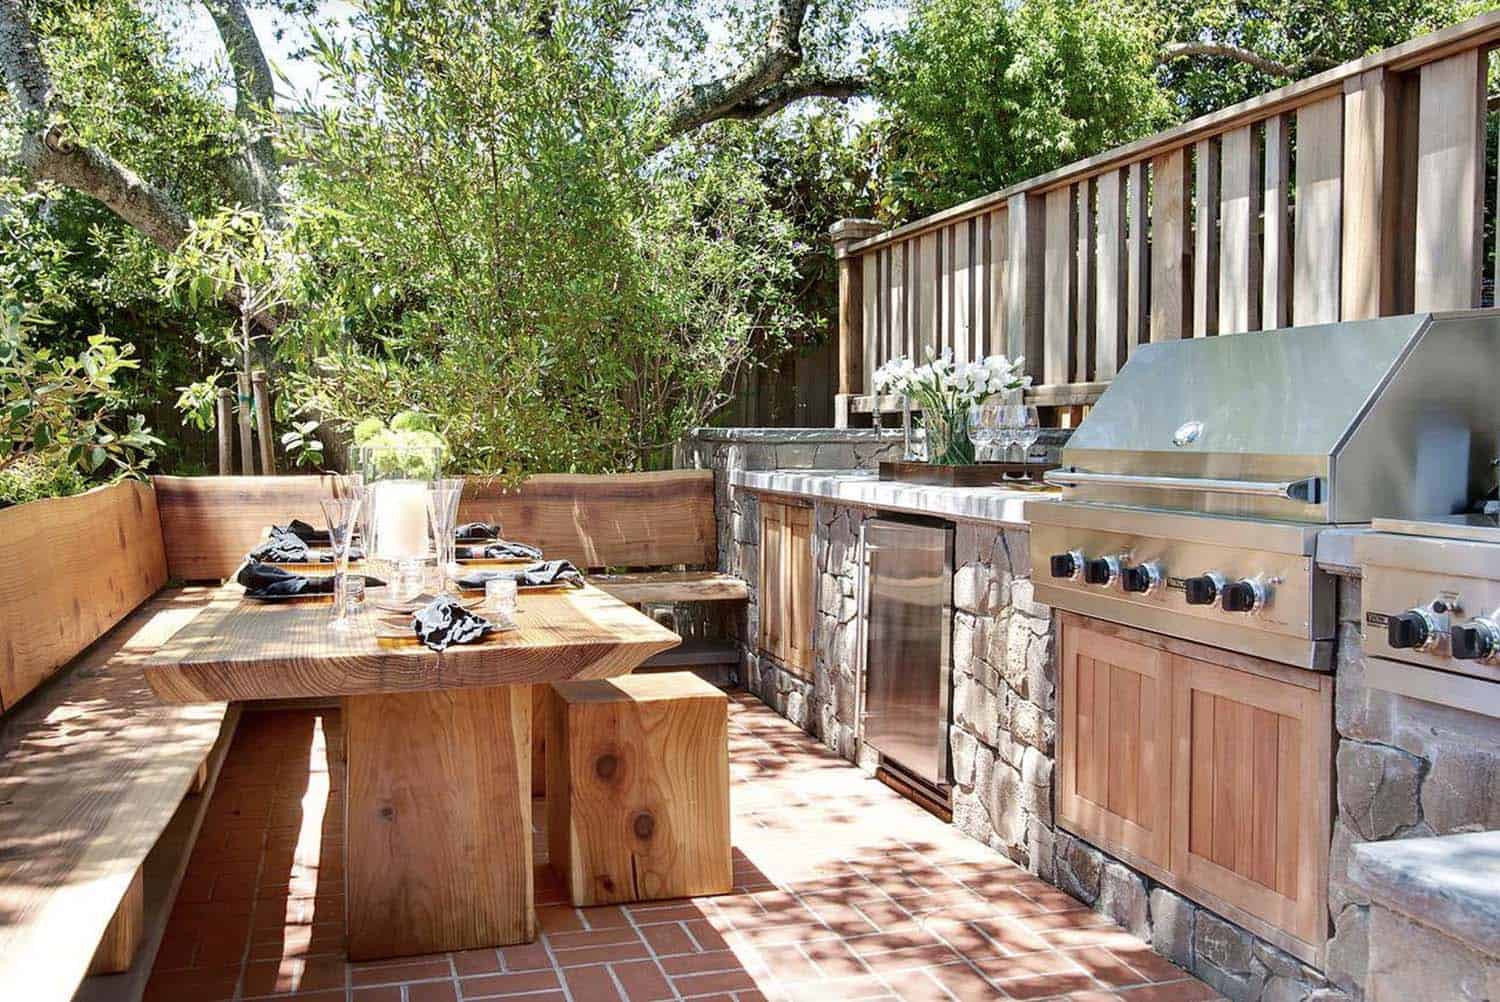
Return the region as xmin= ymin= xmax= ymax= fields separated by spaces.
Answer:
xmin=279 ymin=0 xmax=807 ymax=477
xmin=279 ymin=420 xmax=325 ymax=469
xmin=1151 ymin=0 xmax=1484 ymax=117
xmin=0 ymin=310 xmax=161 ymax=478
xmin=867 ymin=0 xmax=1176 ymax=220
xmin=0 ymin=454 xmax=91 ymax=509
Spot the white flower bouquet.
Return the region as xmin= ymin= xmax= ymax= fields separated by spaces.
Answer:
xmin=873 ymin=350 xmax=1030 ymax=464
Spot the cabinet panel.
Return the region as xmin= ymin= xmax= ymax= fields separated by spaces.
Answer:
xmin=1171 ymin=653 xmax=1331 ymax=953
xmin=1058 ymin=619 xmax=1174 ymax=869
xmin=758 ymin=501 xmax=813 ymax=678
xmin=781 ymin=505 xmax=814 ymax=676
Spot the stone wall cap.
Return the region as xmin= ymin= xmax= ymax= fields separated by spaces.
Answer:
xmin=1348 ymin=830 xmax=1500 ymax=958
xmin=692 ymin=427 xmax=901 ymax=444
xmin=729 ymin=467 xmax=1039 ymax=528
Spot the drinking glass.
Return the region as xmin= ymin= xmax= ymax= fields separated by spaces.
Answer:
xmin=995 ymin=404 xmax=1020 ymax=464
xmin=426 ymin=477 xmax=465 ymax=591
xmin=485 ymin=577 xmax=519 ymax=617
xmin=1014 ymin=404 xmax=1041 ymax=466
xmin=320 ymin=490 xmax=365 ymax=630
xmin=967 ymin=403 xmax=988 ymax=461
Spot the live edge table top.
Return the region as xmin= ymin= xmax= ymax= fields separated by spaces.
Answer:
xmin=143 ymin=582 xmax=682 ymax=704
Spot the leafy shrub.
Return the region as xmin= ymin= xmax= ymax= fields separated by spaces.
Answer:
xmin=0 ymin=454 xmax=90 ymax=508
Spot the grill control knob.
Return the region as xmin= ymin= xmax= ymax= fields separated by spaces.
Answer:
xmin=1221 ymin=578 xmax=1268 ymax=614
xmin=1387 ymin=611 xmax=1437 ymax=651
xmin=1182 ymin=573 xmax=1224 ymax=606
xmin=1049 ymin=550 xmax=1084 ymax=580
xmin=1083 ymin=556 xmax=1120 ymax=587
xmin=1450 ymin=619 xmax=1499 ymax=661
xmin=1120 ymin=562 xmax=1163 ymax=594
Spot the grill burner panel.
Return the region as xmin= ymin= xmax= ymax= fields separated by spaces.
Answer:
xmin=1029 ymin=502 xmax=1335 ymax=668
xmin=1358 ymin=517 xmax=1500 ymax=716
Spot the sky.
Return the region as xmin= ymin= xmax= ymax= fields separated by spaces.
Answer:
xmin=169 ymin=0 xmax=901 ymax=123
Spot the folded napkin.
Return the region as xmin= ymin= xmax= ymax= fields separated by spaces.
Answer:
xmin=237 ymin=561 xmax=385 ymax=598
xmin=457 ymin=539 xmax=544 ymax=561
xmin=277 ymin=519 xmax=332 ymax=544
xmin=249 ymin=528 xmax=314 ymax=563
xmin=457 ymin=559 xmax=583 ymax=591
xmin=454 ymin=521 xmax=500 ymax=542
xmin=412 ymin=596 xmax=496 ymax=651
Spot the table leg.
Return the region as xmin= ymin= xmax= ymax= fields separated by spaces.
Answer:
xmin=343 ymin=685 xmax=534 ymax=961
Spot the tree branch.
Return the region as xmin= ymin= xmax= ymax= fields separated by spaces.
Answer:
xmin=1159 ymin=40 xmax=1297 ymax=79
xmin=201 ymin=0 xmax=281 ymax=218
xmin=657 ymin=0 xmax=812 ymax=138
xmin=0 ymin=0 xmax=191 ymax=249
xmin=710 ymin=74 xmax=869 ymax=123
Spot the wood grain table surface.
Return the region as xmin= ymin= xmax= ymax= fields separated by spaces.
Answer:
xmin=143 ymin=582 xmax=682 ymax=703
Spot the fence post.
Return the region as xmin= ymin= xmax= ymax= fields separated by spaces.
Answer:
xmin=830 ymin=218 xmax=884 ymax=428
xmin=216 ymin=387 xmax=235 ymax=475
xmin=235 ymin=372 xmax=256 ymax=475
xmin=251 ymin=370 xmax=276 ymax=475
xmin=1005 ymin=192 xmax=1045 ymax=370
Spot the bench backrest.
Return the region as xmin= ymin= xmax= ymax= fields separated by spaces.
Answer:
xmin=154 ymin=470 xmax=717 ymax=581
xmin=0 ymin=479 xmax=168 ymax=712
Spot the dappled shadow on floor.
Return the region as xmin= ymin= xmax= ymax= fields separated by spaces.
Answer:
xmin=145 ymin=695 xmax=1221 ymax=1001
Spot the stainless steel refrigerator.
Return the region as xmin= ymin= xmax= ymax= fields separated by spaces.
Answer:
xmin=860 ymin=516 xmax=955 ymax=794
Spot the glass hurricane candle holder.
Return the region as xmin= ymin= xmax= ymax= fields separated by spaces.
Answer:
xmin=356 ymin=443 xmax=446 ymax=602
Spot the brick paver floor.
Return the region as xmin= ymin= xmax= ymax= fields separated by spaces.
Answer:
xmin=145 ymin=692 xmax=1221 ymax=1001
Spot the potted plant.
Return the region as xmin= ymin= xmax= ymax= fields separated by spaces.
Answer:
xmin=873 ymin=350 xmax=1029 ymax=465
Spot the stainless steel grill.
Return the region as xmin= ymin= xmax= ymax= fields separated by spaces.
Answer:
xmin=1027 ymin=311 xmax=1500 ymax=668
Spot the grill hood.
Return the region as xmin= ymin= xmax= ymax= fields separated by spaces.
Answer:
xmin=1048 ymin=311 xmax=1500 ymax=523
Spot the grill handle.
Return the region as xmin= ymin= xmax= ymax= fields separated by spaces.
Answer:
xmin=1042 ymin=469 xmax=1323 ymax=503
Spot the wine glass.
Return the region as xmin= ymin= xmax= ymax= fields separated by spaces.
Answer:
xmin=997 ymin=404 xmax=1022 ymax=465
xmin=968 ymin=403 xmax=990 ymax=461
xmin=426 ymin=477 xmax=465 ymax=591
xmin=1014 ymin=404 xmax=1041 ymax=467
xmin=320 ymin=489 xmax=365 ymax=630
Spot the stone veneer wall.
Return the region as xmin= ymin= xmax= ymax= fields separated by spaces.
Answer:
xmin=1324 ymin=575 xmax=1500 ymax=1000
xmin=686 ymin=429 xmax=1500 ymax=1002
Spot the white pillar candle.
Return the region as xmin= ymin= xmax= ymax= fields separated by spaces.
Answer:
xmin=371 ymin=480 xmax=430 ymax=560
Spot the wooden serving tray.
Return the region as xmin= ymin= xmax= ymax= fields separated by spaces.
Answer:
xmin=878 ymin=460 xmax=1059 ymax=487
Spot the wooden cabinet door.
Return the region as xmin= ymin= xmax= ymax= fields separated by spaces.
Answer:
xmin=1058 ymin=618 xmax=1174 ymax=870
xmin=1170 ymin=653 xmax=1332 ymax=953
xmin=759 ymin=503 xmax=785 ymax=660
xmin=781 ymin=505 xmax=814 ymax=676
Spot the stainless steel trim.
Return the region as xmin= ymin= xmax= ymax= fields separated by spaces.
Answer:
xmin=1025 ymin=500 xmax=1322 ymax=555
xmin=861 ymin=517 xmax=955 ymax=790
xmin=1034 ymin=580 xmax=1335 ymax=669
xmin=1365 ymin=657 xmax=1500 ymax=718
xmin=1044 ymin=469 xmax=1323 ymax=503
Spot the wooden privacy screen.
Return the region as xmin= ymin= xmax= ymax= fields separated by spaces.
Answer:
xmin=154 ymin=470 xmax=717 ymax=581
xmin=0 ymin=479 xmax=168 ymax=711
xmin=831 ymin=11 xmax=1500 ymax=423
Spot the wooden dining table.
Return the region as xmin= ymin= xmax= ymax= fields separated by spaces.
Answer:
xmin=144 ymin=581 xmax=680 ymax=961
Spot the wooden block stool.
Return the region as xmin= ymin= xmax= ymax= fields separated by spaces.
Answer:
xmin=547 ymin=672 xmax=731 ymax=906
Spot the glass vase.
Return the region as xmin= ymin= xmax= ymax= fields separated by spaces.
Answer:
xmin=924 ymin=406 xmax=976 ymax=466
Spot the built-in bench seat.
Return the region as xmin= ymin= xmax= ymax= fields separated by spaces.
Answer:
xmin=155 ymin=470 xmax=746 ymax=669
xmin=0 ymin=484 xmax=238 ymax=1002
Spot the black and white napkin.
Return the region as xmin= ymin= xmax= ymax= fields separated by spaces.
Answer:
xmin=457 ymin=539 xmax=543 ymax=561
xmin=237 ymin=561 xmax=384 ymax=598
xmin=276 ymin=519 xmax=332 ymax=544
xmin=454 ymin=522 xmax=500 ymax=542
xmin=249 ymin=528 xmax=314 ymax=563
xmin=412 ymin=596 xmax=497 ymax=651
xmin=456 ymin=559 xmax=584 ymax=591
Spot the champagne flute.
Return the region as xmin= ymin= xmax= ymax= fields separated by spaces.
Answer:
xmin=320 ymin=489 xmax=365 ymax=630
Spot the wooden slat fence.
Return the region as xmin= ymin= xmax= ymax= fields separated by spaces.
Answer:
xmin=830 ymin=11 xmax=1500 ymax=426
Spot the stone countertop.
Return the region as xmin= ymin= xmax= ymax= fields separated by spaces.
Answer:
xmin=731 ymin=468 xmax=1375 ymax=570
xmin=729 ymin=468 xmax=1051 ymax=527
xmin=1348 ymin=830 xmax=1500 ymax=958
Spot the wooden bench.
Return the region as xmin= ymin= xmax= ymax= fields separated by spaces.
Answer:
xmin=547 ymin=672 xmax=731 ymax=906
xmin=0 ymin=481 xmax=236 ymax=1002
